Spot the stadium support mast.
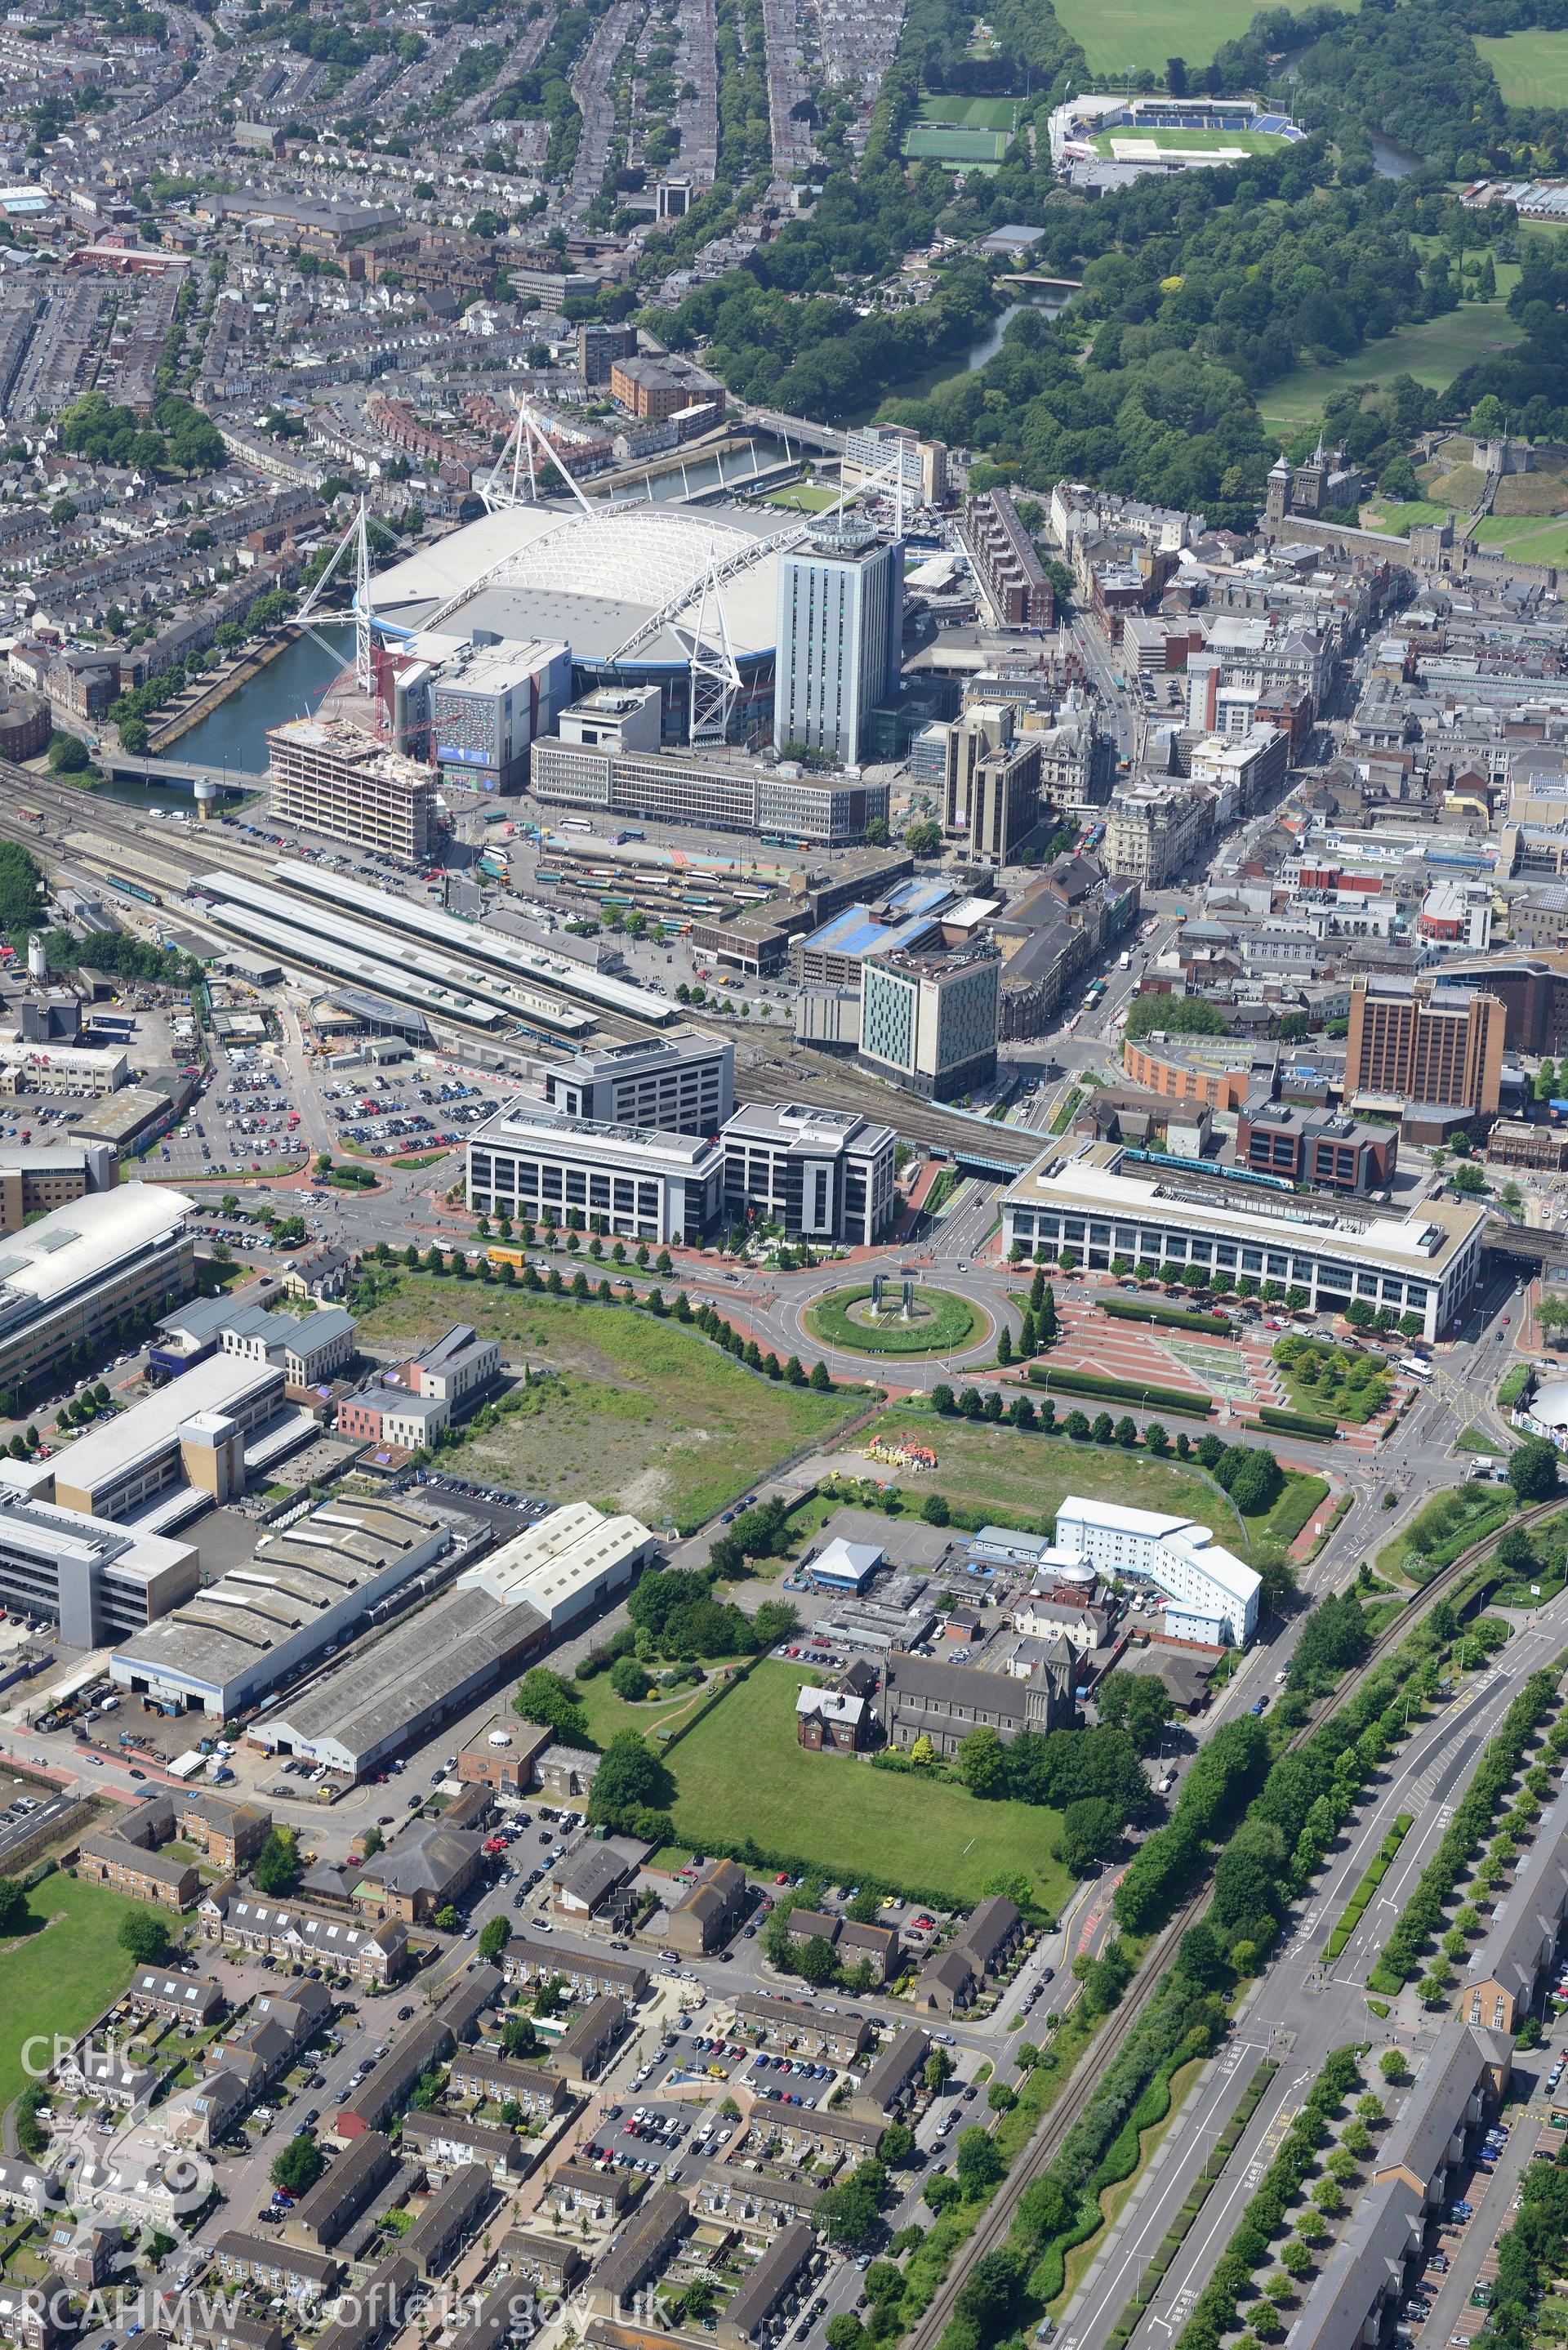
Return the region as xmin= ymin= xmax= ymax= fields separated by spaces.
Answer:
xmin=294 ymin=497 xmax=377 ymax=693
xmin=482 ymin=399 xmax=594 ymax=515
xmin=680 ymin=537 xmax=745 ymax=744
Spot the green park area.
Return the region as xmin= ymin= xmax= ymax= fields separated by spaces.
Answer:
xmin=0 ymin=1874 xmax=148 ymax=2112
xmin=918 ymin=95 xmax=1021 ymax=127
xmin=1257 ymin=305 xmax=1523 ymax=430
xmin=349 ymin=1276 xmax=865 ymax=1532
xmin=663 ymin=1661 xmax=1073 ymax=1911
xmin=1475 ymin=27 xmax=1568 ymax=103
xmin=1051 ymin=0 xmax=1352 ymax=72
xmin=805 ymin=1284 xmax=984 ymax=1358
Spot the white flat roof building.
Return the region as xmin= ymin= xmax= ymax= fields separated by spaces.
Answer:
xmin=26 ymin=1353 xmax=285 ymax=1521
xmin=1054 ymin=1496 xmax=1259 ymax=1646
xmin=458 ymin=1501 xmax=656 ymax=1630
xmin=0 ymin=1039 xmax=127 ymax=1095
xmin=466 ymin=1100 xmax=724 ymax=1245
xmin=0 ymin=1184 xmax=195 ymax=1399
xmin=1001 ymin=1139 xmax=1486 ymax=1342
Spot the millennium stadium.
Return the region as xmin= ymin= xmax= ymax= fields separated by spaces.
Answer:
xmin=368 ymin=494 xmax=785 ymax=742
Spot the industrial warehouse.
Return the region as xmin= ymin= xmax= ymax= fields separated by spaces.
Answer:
xmin=254 ymin=1503 xmax=656 ymax=1776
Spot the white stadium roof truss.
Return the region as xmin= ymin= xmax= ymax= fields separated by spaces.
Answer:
xmin=360 ymin=416 xmax=916 ymax=735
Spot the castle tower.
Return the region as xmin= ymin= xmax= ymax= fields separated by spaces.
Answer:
xmin=1265 ymin=453 xmax=1292 ymax=527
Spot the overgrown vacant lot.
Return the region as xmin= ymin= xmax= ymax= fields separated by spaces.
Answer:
xmin=849 ymin=1408 xmax=1257 ymax=1546
xmin=350 ymin=1277 xmax=865 ymax=1530
xmin=666 ymin=1661 xmax=1073 ymax=1912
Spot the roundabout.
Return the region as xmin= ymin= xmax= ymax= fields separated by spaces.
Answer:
xmin=803 ymin=1279 xmax=987 ymax=1358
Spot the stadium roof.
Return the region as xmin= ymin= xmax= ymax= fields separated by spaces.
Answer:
xmin=371 ymin=498 xmax=782 ymax=665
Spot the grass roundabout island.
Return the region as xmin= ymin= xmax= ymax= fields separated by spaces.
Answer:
xmin=804 ymin=1281 xmax=986 ymax=1358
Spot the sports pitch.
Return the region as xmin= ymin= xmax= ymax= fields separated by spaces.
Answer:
xmin=903 ymin=95 xmax=1019 ymax=163
xmin=905 ymin=124 xmax=1010 ymax=163
xmin=1086 ymin=124 xmax=1290 ymax=157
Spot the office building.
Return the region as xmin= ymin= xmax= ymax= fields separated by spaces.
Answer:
xmin=429 ymin=638 xmax=570 ymax=795
xmin=1344 ymin=974 xmax=1504 ymax=1122
xmin=960 ymin=489 xmax=1053 ymax=629
xmin=1234 ymin=1101 xmax=1396 ymax=1196
xmin=20 ymin=1353 xmax=287 ymax=1522
xmin=1000 ymin=1136 xmax=1487 ymax=1343
xmin=1103 ymin=780 xmax=1212 ymax=886
xmin=719 ymin=1101 xmax=896 ymax=1246
xmin=466 ymin=1100 xmax=724 ymax=1244
xmin=541 ymin=1032 xmax=733 ymax=1136
xmin=860 ymin=945 xmax=1000 ymax=1100
xmin=1053 ymin=1496 xmax=1259 ymax=1645
xmin=153 ymin=1295 xmax=356 ymax=1390
xmin=0 ymin=1490 xmax=196 ymax=1644
xmin=939 ymin=706 xmax=1042 ymax=863
xmin=108 ymin=1498 xmax=450 ymax=1718
xmin=0 ymin=1142 xmax=114 ymax=1233
xmin=775 ymin=522 xmax=903 ymax=769
xmin=841 ymin=425 xmax=947 ymax=508
xmin=268 ymin=718 xmax=437 ymax=866
xmin=0 ymin=1041 xmax=127 ymax=1096
xmin=216 ymin=1304 xmax=357 ymax=1388
xmin=0 ymin=1184 xmax=194 ymax=1406
xmin=528 ymin=734 xmax=889 ymax=845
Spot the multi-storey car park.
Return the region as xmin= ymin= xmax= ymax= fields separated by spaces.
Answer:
xmin=1000 ymin=1137 xmax=1490 ymax=1342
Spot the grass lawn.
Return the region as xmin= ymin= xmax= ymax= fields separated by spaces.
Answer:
xmin=1470 ymin=512 xmax=1568 ymax=568
xmin=916 ymin=95 xmax=1021 ymax=127
xmin=1258 ymin=305 xmax=1523 ymax=429
xmin=762 ymin=482 xmax=840 ymax=512
xmin=852 ymin=1407 xmax=1272 ymax=1558
xmin=0 ymin=1874 xmax=149 ymax=2113
xmin=349 ymin=1276 xmax=867 ymax=1531
xmin=1051 ymin=0 xmax=1353 ymax=71
xmin=666 ymin=1661 xmax=1074 ymax=1912
xmin=1258 ymin=1472 xmax=1330 ymax=1548
xmin=805 ymin=1284 xmax=982 ymax=1358
xmin=1476 ymin=27 xmax=1568 ymax=103
xmin=576 ymin=1657 xmax=749 ymax=1748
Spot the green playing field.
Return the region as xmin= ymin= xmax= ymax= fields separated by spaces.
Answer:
xmin=1052 ymin=0 xmax=1357 ymax=70
xmin=1475 ymin=28 xmax=1568 ymax=105
xmin=903 ymin=124 xmax=1009 ymax=162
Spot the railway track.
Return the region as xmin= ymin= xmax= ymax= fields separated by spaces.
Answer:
xmin=906 ymin=1483 xmax=1561 ymax=2350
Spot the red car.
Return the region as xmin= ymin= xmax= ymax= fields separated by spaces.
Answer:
xmin=775 ymin=1872 xmax=790 ymax=1884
